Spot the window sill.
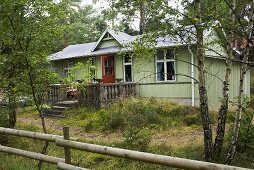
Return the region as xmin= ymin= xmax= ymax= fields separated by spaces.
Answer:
xmin=138 ymin=81 xmax=193 ymax=85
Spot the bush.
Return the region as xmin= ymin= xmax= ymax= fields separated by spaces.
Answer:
xmin=0 ymin=107 xmax=10 ymax=144
xmin=64 ymin=97 xmax=201 ymax=132
xmin=236 ymin=110 xmax=254 ymax=153
xmin=122 ymin=126 xmax=152 ymax=152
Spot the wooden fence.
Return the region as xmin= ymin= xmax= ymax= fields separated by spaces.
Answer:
xmin=0 ymin=127 xmax=252 ymax=170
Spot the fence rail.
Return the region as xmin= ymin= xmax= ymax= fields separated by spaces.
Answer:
xmin=79 ymin=82 xmax=137 ymax=107
xmin=48 ymin=83 xmax=137 ymax=108
xmin=0 ymin=127 xmax=251 ymax=170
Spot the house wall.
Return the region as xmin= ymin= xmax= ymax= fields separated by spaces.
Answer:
xmin=52 ymin=46 xmax=250 ymax=109
xmin=205 ymin=57 xmax=250 ymax=108
xmin=134 ymin=46 xmax=199 ymax=105
xmin=133 ymin=46 xmax=250 ymax=108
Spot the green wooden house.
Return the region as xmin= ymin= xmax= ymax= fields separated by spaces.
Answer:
xmin=49 ymin=28 xmax=250 ymax=108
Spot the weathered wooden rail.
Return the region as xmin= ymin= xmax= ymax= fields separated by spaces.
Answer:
xmin=48 ymin=82 xmax=137 ymax=108
xmin=48 ymin=84 xmax=69 ymax=103
xmin=0 ymin=127 xmax=252 ymax=170
xmin=79 ymin=82 xmax=136 ymax=107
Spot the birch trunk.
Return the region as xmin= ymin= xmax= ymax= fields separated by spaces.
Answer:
xmin=213 ymin=0 xmax=235 ymax=155
xmin=195 ymin=0 xmax=213 ymax=162
xmin=226 ymin=1 xmax=254 ymax=164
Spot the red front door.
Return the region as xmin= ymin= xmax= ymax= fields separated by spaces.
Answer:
xmin=101 ymin=56 xmax=115 ymax=83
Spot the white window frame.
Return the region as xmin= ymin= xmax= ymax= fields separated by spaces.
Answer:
xmin=156 ymin=49 xmax=176 ymax=82
xmin=63 ymin=60 xmax=73 ymax=78
xmin=123 ymin=55 xmax=133 ymax=82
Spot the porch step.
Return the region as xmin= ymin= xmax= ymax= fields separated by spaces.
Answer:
xmin=44 ymin=100 xmax=78 ymax=117
xmin=55 ymin=100 xmax=79 ymax=107
xmin=51 ymin=106 xmax=70 ymax=111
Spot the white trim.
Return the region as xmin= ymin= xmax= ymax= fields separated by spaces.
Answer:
xmin=123 ymin=55 xmax=133 ymax=82
xmin=63 ymin=60 xmax=73 ymax=78
xmin=188 ymin=46 xmax=195 ymax=106
xmin=155 ymin=49 xmax=176 ymax=82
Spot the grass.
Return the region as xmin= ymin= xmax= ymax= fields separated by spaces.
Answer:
xmin=1 ymin=97 xmax=254 ymax=169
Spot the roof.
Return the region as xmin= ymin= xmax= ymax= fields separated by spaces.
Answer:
xmin=49 ymin=28 xmax=196 ymax=61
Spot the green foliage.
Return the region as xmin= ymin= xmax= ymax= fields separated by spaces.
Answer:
xmin=63 ymin=59 xmax=97 ymax=89
xmin=61 ymin=4 xmax=106 ymax=47
xmin=122 ymin=126 xmax=152 ymax=152
xmin=235 ymin=98 xmax=254 ymax=153
xmin=63 ymin=97 xmax=202 ymax=132
xmin=0 ymin=107 xmax=9 ymax=144
xmin=105 ymin=0 xmax=170 ymax=33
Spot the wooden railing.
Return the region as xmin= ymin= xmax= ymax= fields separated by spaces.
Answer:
xmin=0 ymin=127 xmax=251 ymax=170
xmin=79 ymin=82 xmax=137 ymax=107
xmin=48 ymin=84 xmax=69 ymax=103
xmin=48 ymin=83 xmax=137 ymax=107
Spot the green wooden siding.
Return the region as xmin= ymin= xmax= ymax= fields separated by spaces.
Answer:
xmin=52 ymin=46 xmax=250 ymax=108
xmin=97 ymin=39 xmax=119 ymax=49
xmin=114 ymin=55 xmax=123 ymax=79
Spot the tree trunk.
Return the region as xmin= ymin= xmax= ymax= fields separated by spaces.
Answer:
xmin=213 ymin=0 xmax=235 ymax=155
xmin=139 ymin=1 xmax=146 ymax=34
xmin=226 ymin=1 xmax=254 ymax=164
xmin=7 ymin=82 xmax=17 ymax=129
xmin=195 ymin=0 xmax=213 ymax=162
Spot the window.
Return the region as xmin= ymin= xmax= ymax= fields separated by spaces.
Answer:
xmin=63 ymin=60 xmax=73 ymax=78
xmin=156 ymin=49 xmax=175 ymax=81
xmin=124 ymin=55 xmax=132 ymax=82
xmin=104 ymin=57 xmax=113 ymax=75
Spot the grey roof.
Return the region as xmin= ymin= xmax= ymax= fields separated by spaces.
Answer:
xmin=49 ymin=29 xmax=194 ymax=61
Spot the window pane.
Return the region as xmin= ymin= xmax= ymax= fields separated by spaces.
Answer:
xmin=63 ymin=61 xmax=68 ymax=68
xmin=166 ymin=49 xmax=174 ymax=59
xmin=124 ymin=55 xmax=132 ymax=63
xmin=167 ymin=62 xmax=175 ymax=80
xmin=108 ymin=58 xmax=113 ymax=66
xmin=104 ymin=59 xmax=108 ymax=67
xmin=157 ymin=49 xmax=164 ymax=60
xmin=105 ymin=67 xmax=112 ymax=75
xmin=157 ymin=62 xmax=164 ymax=81
xmin=125 ymin=65 xmax=132 ymax=82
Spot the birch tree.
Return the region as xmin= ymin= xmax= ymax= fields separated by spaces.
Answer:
xmin=226 ymin=0 xmax=254 ymax=164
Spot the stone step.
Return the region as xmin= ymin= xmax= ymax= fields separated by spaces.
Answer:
xmin=51 ymin=106 xmax=70 ymax=111
xmin=55 ymin=100 xmax=78 ymax=107
xmin=43 ymin=113 xmax=65 ymax=118
xmin=43 ymin=100 xmax=78 ymax=118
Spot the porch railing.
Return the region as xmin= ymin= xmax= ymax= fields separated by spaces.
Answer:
xmin=48 ymin=84 xmax=69 ymax=103
xmin=48 ymin=83 xmax=137 ymax=107
xmin=79 ymin=82 xmax=137 ymax=107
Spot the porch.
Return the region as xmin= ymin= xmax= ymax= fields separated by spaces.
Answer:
xmin=48 ymin=82 xmax=137 ymax=108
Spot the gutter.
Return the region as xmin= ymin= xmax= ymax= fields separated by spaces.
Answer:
xmin=188 ymin=46 xmax=195 ymax=106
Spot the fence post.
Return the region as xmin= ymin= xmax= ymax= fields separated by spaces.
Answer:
xmin=63 ymin=127 xmax=71 ymax=164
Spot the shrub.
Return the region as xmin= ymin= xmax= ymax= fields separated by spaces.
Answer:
xmin=64 ymin=97 xmax=201 ymax=132
xmin=122 ymin=126 xmax=152 ymax=152
xmin=236 ymin=110 xmax=254 ymax=153
xmin=0 ymin=107 xmax=10 ymax=144
xmin=183 ymin=114 xmax=201 ymax=126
